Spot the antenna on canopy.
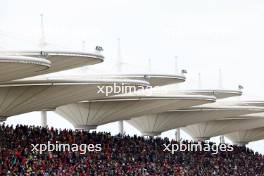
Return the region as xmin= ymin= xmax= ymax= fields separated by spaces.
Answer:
xmin=39 ymin=13 xmax=48 ymax=130
xmin=117 ymin=38 xmax=122 ymax=73
xmin=148 ymin=59 xmax=152 ymax=74
xmin=82 ymin=41 xmax=86 ymax=51
xmin=198 ymin=73 xmax=202 ymax=89
xmin=218 ymin=69 xmax=223 ymax=89
xmin=39 ymin=14 xmax=47 ymax=49
xmin=117 ymin=38 xmax=124 ymax=135
xmin=174 ymin=56 xmax=178 ymax=74
xmin=80 ymin=41 xmax=88 ymax=73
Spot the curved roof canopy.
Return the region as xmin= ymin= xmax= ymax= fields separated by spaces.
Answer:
xmin=224 ymin=112 xmax=264 ymax=120
xmin=0 ymin=78 xmax=148 ymax=119
xmin=183 ymin=117 xmax=264 ymax=141
xmin=174 ymin=89 xmax=242 ymax=99
xmin=225 ymin=127 xmax=264 ymax=145
xmin=56 ymin=95 xmax=215 ymax=130
xmin=84 ymin=74 xmax=186 ymax=86
xmin=236 ymin=101 xmax=264 ymax=107
xmin=36 ymin=73 xmax=186 ymax=86
xmin=117 ymin=87 xmax=242 ymax=100
xmin=0 ymin=50 xmax=104 ymax=81
xmin=128 ymin=106 xmax=263 ymax=136
xmin=0 ymin=56 xmax=51 ymax=82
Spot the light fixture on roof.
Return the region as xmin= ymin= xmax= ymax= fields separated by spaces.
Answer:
xmin=238 ymin=85 xmax=244 ymax=90
xmin=181 ymin=69 xmax=187 ymax=75
xmin=144 ymin=75 xmax=150 ymax=80
xmin=40 ymin=51 xmax=48 ymax=57
xmin=95 ymin=46 xmax=104 ymax=52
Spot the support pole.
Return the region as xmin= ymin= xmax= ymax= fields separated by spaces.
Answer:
xmin=174 ymin=56 xmax=178 ymax=74
xmin=175 ymin=128 xmax=181 ymax=142
xmin=220 ymin=135 xmax=225 ymax=144
xmin=118 ymin=120 xmax=124 ymax=135
xmin=41 ymin=111 xmax=47 ymax=127
xmin=219 ymin=69 xmax=223 ymax=89
xmin=198 ymin=73 xmax=202 ymax=89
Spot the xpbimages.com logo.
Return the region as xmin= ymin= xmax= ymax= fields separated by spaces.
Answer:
xmin=31 ymin=141 xmax=102 ymax=154
xmin=163 ymin=141 xmax=234 ymax=155
xmin=97 ymin=83 xmax=168 ymax=96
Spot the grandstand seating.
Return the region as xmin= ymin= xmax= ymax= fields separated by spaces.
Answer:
xmin=0 ymin=124 xmax=263 ymax=175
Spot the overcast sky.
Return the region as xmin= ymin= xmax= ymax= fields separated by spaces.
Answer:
xmin=1 ymin=0 xmax=264 ymax=154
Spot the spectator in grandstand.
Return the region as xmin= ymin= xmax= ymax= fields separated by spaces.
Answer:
xmin=0 ymin=124 xmax=263 ymax=175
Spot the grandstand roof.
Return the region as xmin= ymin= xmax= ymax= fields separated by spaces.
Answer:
xmin=225 ymin=127 xmax=264 ymax=145
xmin=118 ymin=88 xmax=242 ymax=100
xmin=224 ymin=112 xmax=264 ymax=120
xmin=102 ymin=74 xmax=186 ymax=86
xmin=0 ymin=50 xmax=104 ymax=81
xmin=0 ymin=55 xmax=51 ymax=82
xmin=128 ymin=106 xmax=263 ymax=136
xmin=180 ymin=100 xmax=264 ymax=140
xmin=28 ymin=73 xmax=186 ymax=87
xmin=236 ymin=101 xmax=264 ymax=107
xmin=183 ymin=117 xmax=264 ymax=141
xmin=174 ymin=89 xmax=242 ymax=99
xmin=0 ymin=78 xmax=148 ymax=120
xmin=55 ymin=95 xmax=215 ymax=130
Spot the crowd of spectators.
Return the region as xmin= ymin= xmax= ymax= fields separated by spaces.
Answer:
xmin=0 ymin=124 xmax=263 ymax=175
